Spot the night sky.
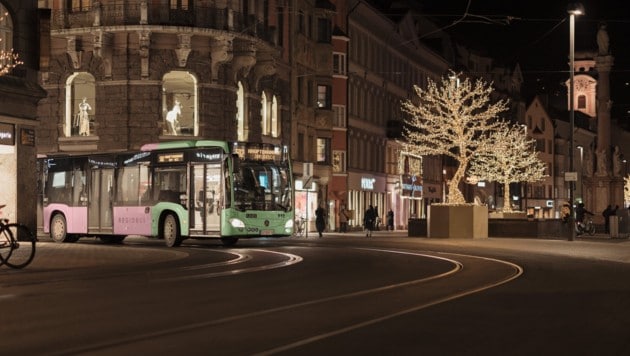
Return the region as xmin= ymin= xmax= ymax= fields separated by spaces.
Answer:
xmin=375 ymin=1 xmax=630 ymax=118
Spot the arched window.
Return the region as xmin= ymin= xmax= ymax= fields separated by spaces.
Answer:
xmin=261 ymin=91 xmax=269 ymax=135
xmin=0 ymin=4 xmax=19 ymax=77
xmin=0 ymin=4 xmax=13 ymax=52
xmin=237 ymin=81 xmax=245 ymax=141
xmin=162 ymin=71 xmax=198 ymax=136
xmin=65 ymin=72 xmax=96 ymax=137
xmin=271 ymin=95 xmax=279 ymax=137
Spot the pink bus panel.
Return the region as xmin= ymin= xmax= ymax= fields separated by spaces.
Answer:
xmin=113 ymin=206 xmax=152 ymax=236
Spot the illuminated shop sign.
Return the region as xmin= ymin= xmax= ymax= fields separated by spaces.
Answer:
xmin=0 ymin=123 xmax=15 ymax=146
xmin=400 ymin=174 xmax=423 ymax=198
xmin=361 ymin=177 xmax=375 ymax=190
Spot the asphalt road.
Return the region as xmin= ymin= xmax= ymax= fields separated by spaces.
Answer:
xmin=1 ymin=231 xmax=630 ymax=355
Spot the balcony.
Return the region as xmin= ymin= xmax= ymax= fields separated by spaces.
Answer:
xmin=51 ymin=2 xmax=277 ymax=44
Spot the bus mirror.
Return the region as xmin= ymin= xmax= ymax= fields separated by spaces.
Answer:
xmin=231 ymin=154 xmax=241 ymax=173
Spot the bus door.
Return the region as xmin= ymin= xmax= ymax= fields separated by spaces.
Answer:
xmin=88 ymin=168 xmax=114 ymax=232
xmin=190 ymin=163 xmax=222 ymax=234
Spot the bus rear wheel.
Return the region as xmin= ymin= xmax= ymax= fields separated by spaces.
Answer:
xmin=50 ymin=213 xmax=68 ymax=243
xmin=163 ymin=214 xmax=182 ymax=247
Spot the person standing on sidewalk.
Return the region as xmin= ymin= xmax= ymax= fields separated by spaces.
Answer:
xmin=387 ymin=209 xmax=394 ymax=231
xmin=603 ymin=205 xmax=612 ymax=234
xmin=364 ymin=205 xmax=376 ymax=237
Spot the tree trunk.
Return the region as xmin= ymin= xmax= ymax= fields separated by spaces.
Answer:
xmin=502 ymin=181 xmax=512 ymax=212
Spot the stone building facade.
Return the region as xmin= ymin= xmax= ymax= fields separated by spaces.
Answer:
xmin=0 ymin=0 xmax=46 ymax=230
xmin=37 ymin=0 xmax=291 ymax=154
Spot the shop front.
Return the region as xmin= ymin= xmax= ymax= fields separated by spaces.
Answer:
xmin=347 ymin=173 xmax=386 ymax=229
xmin=294 ymin=178 xmax=318 ymax=236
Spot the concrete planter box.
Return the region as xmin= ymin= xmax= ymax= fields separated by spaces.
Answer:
xmin=428 ymin=205 xmax=488 ymax=238
xmin=489 ymin=211 xmax=527 ymax=219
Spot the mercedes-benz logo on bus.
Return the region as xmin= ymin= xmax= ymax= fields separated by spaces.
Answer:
xmin=264 ymin=220 xmax=270 ymax=227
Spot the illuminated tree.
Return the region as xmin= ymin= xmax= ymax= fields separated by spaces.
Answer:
xmin=467 ymin=123 xmax=548 ymax=212
xmin=402 ymin=72 xmax=508 ymax=204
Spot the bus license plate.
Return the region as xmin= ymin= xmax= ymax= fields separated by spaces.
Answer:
xmin=261 ymin=229 xmax=274 ymax=236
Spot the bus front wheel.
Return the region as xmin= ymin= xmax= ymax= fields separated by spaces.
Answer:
xmin=50 ymin=213 xmax=68 ymax=243
xmin=162 ymin=214 xmax=182 ymax=247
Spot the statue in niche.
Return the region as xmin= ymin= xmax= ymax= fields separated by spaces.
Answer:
xmin=597 ymin=22 xmax=610 ymax=55
xmin=76 ymin=97 xmax=92 ymax=136
xmin=596 ymin=148 xmax=608 ymax=176
xmin=165 ymin=100 xmax=181 ymax=135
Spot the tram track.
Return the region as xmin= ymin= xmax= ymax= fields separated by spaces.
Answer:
xmin=45 ymin=247 xmax=522 ymax=355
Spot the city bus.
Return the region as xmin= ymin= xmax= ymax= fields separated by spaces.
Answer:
xmin=40 ymin=140 xmax=294 ymax=247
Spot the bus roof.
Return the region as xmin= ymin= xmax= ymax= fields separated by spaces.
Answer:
xmin=140 ymin=140 xmax=231 ymax=152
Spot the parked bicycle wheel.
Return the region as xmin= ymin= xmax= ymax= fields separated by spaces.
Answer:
xmin=4 ymin=223 xmax=36 ymax=269
xmin=0 ymin=225 xmax=14 ymax=264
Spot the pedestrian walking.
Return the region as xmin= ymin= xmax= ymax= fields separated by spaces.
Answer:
xmin=339 ymin=207 xmax=349 ymax=233
xmin=315 ymin=204 xmax=326 ymax=238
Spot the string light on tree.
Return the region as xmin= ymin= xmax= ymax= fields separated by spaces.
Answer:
xmin=401 ymin=71 xmax=508 ymax=204
xmin=467 ymin=123 xmax=548 ymax=212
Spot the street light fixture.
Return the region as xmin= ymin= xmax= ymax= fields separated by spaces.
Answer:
xmin=567 ymin=2 xmax=584 ymax=241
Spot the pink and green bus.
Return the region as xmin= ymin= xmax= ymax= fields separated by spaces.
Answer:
xmin=40 ymin=140 xmax=294 ymax=247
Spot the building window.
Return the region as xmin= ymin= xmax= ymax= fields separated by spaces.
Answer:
xmin=317 ymin=18 xmax=331 ymax=43
xmin=68 ymin=0 xmax=91 ymax=12
xmin=170 ymin=0 xmax=190 ymax=10
xmin=298 ymin=11 xmax=305 ymax=34
xmin=332 ymin=150 xmax=346 ymax=173
xmin=333 ymin=105 xmax=346 ymax=127
xmin=162 ymin=71 xmax=197 ymax=136
xmin=297 ymin=132 xmax=304 ymax=161
xmin=261 ymin=92 xmax=269 ymax=135
xmin=65 ymin=72 xmax=96 ymax=137
xmin=271 ymin=95 xmax=279 ymax=138
xmin=333 ymin=53 xmax=346 ymax=75
xmin=237 ymin=81 xmax=246 ymax=141
xmin=0 ymin=4 xmax=13 ymax=51
xmin=316 ymin=138 xmax=330 ymax=164
xmin=317 ymin=85 xmax=331 ymax=109
xmin=577 ymin=95 xmax=586 ymax=109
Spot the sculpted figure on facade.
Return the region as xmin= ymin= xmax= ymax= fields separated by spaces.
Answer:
xmin=597 ymin=22 xmax=610 ymax=55
xmin=596 ymin=148 xmax=608 ymax=176
xmin=583 ymin=147 xmax=593 ymax=177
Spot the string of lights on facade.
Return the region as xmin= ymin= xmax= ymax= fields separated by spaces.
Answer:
xmin=0 ymin=11 xmax=21 ymax=77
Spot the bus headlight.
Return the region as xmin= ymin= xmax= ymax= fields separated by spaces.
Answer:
xmin=285 ymin=219 xmax=294 ymax=229
xmin=229 ymin=218 xmax=245 ymax=228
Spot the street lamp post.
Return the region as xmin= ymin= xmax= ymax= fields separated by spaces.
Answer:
xmin=568 ymin=3 xmax=584 ymax=241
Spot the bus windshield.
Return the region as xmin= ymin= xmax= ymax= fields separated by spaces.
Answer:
xmin=234 ymin=161 xmax=291 ymax=212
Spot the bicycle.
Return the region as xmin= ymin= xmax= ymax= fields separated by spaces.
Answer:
xmin=0 ymin=204 xmax=37 ymax=269
xmin=575 ymin=217 xmax=596 ymax=236
xmin=294 ymin=216 xmax=306 ymax=237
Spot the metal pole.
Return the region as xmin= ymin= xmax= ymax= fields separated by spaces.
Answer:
xmin=568 ymin=13 xmax=576 ymax=241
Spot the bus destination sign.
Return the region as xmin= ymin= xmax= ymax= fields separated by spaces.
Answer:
xmin=233 ymin=145 xmax=280 ymax=161
xmin=158 ymin=152 xmax=184 ymax=163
